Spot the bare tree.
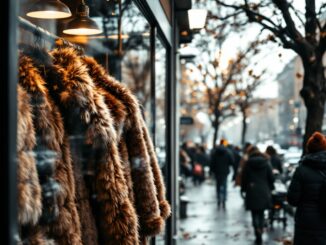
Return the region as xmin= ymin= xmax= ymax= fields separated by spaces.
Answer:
xmin=214 ymin=0 xmax=326 ymax=152
xmin=198 ymin=40 xmax=260 ymax=146
xmin=234 ymin=70 xmax=264 ymax=145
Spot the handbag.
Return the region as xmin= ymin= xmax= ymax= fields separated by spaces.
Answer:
xmin=193 ymin=163 xmax=203 ymax=176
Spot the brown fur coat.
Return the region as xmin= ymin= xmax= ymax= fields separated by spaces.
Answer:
xmin=82 ymin=56 xmax=170 ymax=238
xmin=17 ymin=84 xmax=42 ymax=227
xmin=38 ymin=47 xmax=139 ymax=245
xmin=140 ymin=117 xmax=171 ymax=220
xmin=19 ymin=54 xmax=82 ymax=245
xmin=17 ymin=85 xmax=52 ymax=245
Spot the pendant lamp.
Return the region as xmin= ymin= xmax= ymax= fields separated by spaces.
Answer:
xmin=27 ymin=0 xmax=72 ymax=19
xmin=63 ymin=0 xmax=102 ymax=36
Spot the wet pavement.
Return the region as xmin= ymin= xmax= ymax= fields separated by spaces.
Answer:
xmin=178 ymin=178 xmax=294 ymax=245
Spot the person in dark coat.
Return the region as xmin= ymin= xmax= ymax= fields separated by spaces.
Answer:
xmin=192 ymin=145 xmax=209 ymax=185
xmin=230 ymin=145 xmax=242 ymax=182
xmin=210 ymin=139 xmax=235 ymax=210
xmin=287 ymin=132 xmax=326 ymax=245
xmin=266 ymin=145 xmax=283 ymax=174
xmin=241 ymin=146 xmax=274 ymax=245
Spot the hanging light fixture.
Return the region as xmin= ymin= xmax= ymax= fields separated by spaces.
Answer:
xmin=63 ymin=0 xmax=102 ymax=36
xmin=188 ymin=9 xmax=207 ymax=30
xmin=26 ymin=0 xmax=72 ymax=19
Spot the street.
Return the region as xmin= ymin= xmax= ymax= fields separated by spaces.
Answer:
xmin=179 ymin=179 xmax=294 ymax=245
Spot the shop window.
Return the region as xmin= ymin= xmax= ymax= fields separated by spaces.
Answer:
xmin=155 ymin=33 xmax=168 ymax=245
xmin=15 ymin=0 xmax=169 ymax=244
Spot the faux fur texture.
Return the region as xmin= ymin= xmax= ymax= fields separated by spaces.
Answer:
xmin=46 ymin=47 xmax=139 ymax=245
xmin=19 ymin=226 xmax=56 ymax=245
xmin=140 ymin=117 xmax=171 ymax=220
xmin=19 ymin=54 xmax=82 ymax=245
xmin=97 ymin=87 xmax=135 ymax=205
xmin=82 ymin=56 xmax=168 ymax=238
xmin=22 ymin=47 xmax=99 ymax=245
xmin=17 ymin=85 xmax=42 ymax=226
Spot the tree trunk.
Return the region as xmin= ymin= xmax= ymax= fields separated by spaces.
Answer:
xmin=212 ymin=115 xmax=220 ymax=148
xmin=241 ymin=108 xmax=247 ymax=146
xmin=300 ymin=58 xmax=326 ymax=154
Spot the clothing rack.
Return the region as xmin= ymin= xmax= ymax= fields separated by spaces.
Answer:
xmin=18 ymin=16 xmax=84 ymax=53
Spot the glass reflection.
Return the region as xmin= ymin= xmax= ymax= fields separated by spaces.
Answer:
xmin=155 ymin=35 xmax=167 ymax=245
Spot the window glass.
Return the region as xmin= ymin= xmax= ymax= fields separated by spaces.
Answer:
xmin=155 ymin=34 xmax=168 ymax=245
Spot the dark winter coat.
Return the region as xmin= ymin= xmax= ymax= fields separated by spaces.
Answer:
xmin=231 ymin=148 xmax=241 ymax=180
xmin=287 ymin=151 xmax=326 ymax=245
xmin=241 ymin=153 xmax=274 ymax=211
xmin=82 ymin=56 xmax=170 ymax=241
xmin=270 ymin=155 xmax=283 ymax=174
xmin=19 ymin=54 xmax=82 ymax=244
xmin=210 ymin=146 xmax=235 ymax=180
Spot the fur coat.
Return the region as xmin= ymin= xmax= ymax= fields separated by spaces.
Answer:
xmin=19 ymin=54 xmax=82 ymax=244
xmin=17 ymin=84 xmax=41 ymax=227
xmin=25 ymin=46 xmax=139 ymax=245
xmin=82 ymin=56 xmax=171 ymax=239
xmin=17 ymin=84 xmax=49 ymax=244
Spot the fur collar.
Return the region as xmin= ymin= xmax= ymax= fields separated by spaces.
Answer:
xmin=82 ymin=56 xmax=140 ymax=117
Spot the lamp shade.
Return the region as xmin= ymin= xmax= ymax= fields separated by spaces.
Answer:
xmin=27 ymin=0 xmax=72 ymax=19
xmin=63 ymin=1 xmax=102 ymax=35
xmin=188 ymin=9 xmax=207 ymax=30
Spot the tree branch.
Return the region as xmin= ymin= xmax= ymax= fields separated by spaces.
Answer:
xmin=272 ymin=0 xmax=303 ymax=42
xmin=215 ymin=0 xmax=302 ymax=54
xmin=288 ymin=3 xmax=305 ymax=27
xmin=318 ymin=3 xmax=326 ymax=15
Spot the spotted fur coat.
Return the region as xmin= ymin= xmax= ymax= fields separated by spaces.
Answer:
xmin=82 ymin=56 xmax=171 ymax=239
xmin=19 ymin=54 xmax=82 ymax=245
xmin=25 ymin=46 xmax=139 ymax=245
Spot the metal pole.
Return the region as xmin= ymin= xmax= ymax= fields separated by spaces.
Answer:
xmin=1 ymin=1 xmax=18 ymax=244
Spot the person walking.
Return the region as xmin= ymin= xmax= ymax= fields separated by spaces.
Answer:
xmin=192 ymin=145 xmax=208 ymax=185
xmin=210 ymin=139 xmax=235 ymax=210
xmin=235 ymin=143 xmax=252 ymax=187
xmin=266 ymin=145 xmax=283 ymax=175
xmin=241 ymin=146 xmax=274 ymax=245
xmin=287 ymin=132 xmax=326 ymax=245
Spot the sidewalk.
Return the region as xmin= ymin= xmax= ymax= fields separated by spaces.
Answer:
xmin=178 ymin=179 xmax=294 ymax=245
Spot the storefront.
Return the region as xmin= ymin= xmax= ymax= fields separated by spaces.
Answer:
xmin=1 ymin=0 xmax=179 ymax=244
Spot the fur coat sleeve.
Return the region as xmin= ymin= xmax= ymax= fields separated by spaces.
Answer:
xmin=17 ymin=84 xmax=42 ymax=227
xmin=17 ymin=85 xmax=54 ymax=245
xmin=140 ymin=117 xmax=171 ymax=220
xmin=47 ymin=47 xmax=139 ymax=245
xmin=82 ymin=56 xmax=168 ymax=238
xmin=19 ymin=53 xmax=82 ymax=245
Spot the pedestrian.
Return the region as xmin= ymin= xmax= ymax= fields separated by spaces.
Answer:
xmin=180 ymin=147 xmax=192 ymax=179
xmin=192 ymin=145 xmax=208 ymax=185
xmin=210 ymin=139 xmax=235 ymax=210
xmin=230 ymin=145 xmax=242 ymax=182
xmin=235 ymin=143 xmax=252 ymax=187
xmin=287 ymin=132 xmax=326 ymax=245
xmin=266 ymin=145 xmax=283 ymax=175
xmin=241 ymin=146 xmax=274 ymax=245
